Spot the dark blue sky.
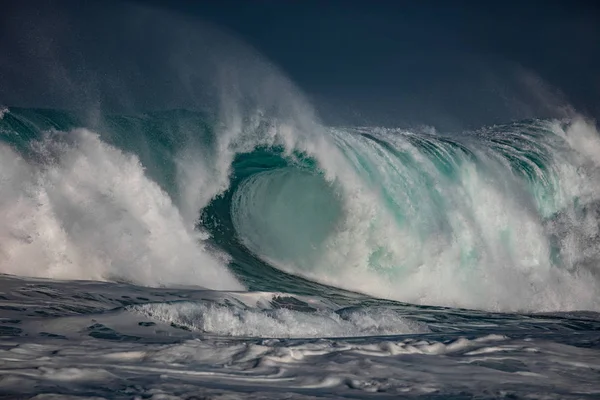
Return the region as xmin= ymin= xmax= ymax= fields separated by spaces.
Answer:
xmin=2 ymin=0 xmax=599 ymax=129
xmin=141 ymin=0 xmax=600 ymax=127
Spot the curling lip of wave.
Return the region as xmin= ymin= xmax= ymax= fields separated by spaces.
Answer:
xmin=221 ymin=116 xmax=600 ymax=312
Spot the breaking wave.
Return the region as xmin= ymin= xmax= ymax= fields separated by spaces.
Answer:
xmin=1 ymin=108 xmax=600 ymax=312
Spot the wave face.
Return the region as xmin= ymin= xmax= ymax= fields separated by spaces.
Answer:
xmin=1 ymin=107 xmax=600 ymax=312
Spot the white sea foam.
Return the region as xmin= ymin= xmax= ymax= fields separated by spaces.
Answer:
xmin=130 ymin=301 xmax=429 ymax=338
xmin=0 ymin=129 xmax=242 ymax=290
xmin=1 ymin=321 xmax=599 ymax=399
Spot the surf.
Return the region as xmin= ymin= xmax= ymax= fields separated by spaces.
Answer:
xmin=1 ymin=106 xmax=599 ymax=313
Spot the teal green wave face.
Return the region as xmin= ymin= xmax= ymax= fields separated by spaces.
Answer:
xmin=232 ymin=168 xmax=342 ymax=270
xmin=1 ymin=107 xmax=599 ymax=311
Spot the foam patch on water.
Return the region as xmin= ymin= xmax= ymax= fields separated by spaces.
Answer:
xmin=2 ymin=330 xmax=600 ymax=399
xmin=130 ymin=301 xmax=429 ymax=338
xmin=0 ymin=106 xmax=7 ymax=120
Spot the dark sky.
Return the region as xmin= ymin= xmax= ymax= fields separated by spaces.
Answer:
xmin=1 ymin=0 xmax=599 ymax=129
xmin=142 ymin=0 xmax=600 ymax=127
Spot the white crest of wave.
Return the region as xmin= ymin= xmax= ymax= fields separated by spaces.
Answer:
xmin=130 ymin=301 xmax=428 ymax=338
xmin=0 ymin=128 xmax=243 ymax=290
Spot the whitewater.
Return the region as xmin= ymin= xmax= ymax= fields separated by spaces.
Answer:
xmin=1 ymin=3 xmax=600 ymax=399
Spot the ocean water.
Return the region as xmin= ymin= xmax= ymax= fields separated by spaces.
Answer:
xmin=1 ymin=106 xmax=600 ymax=399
